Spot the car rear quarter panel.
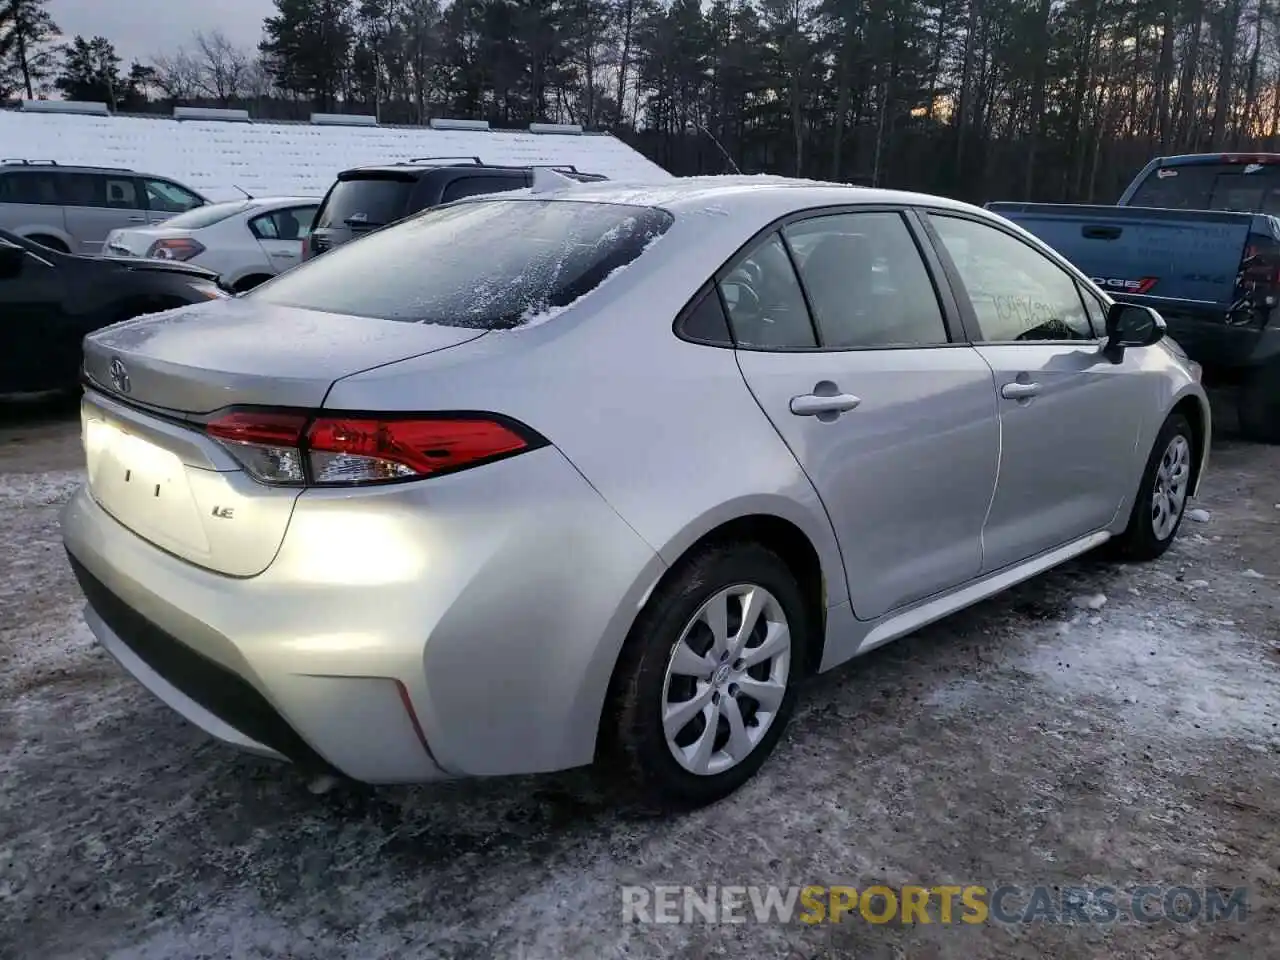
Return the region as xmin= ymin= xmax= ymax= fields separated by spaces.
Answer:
xmin=323 ymin=206 xmax=848 ymax=610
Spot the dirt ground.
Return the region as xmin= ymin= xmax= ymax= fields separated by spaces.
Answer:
xmin=1 ymin=393 xmax=1278 ymax=960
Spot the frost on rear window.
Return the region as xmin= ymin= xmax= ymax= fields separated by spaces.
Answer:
xmin=251 ymin=199 xmax=674 ymax=329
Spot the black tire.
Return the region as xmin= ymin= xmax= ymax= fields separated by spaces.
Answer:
xmin=28 ymin=235 xmax=68 ymax=253
xmin=1108 ymin=413 xmax=1195 ymax=562
xmin=1238 ymin=360 xmax=1280 ymax=444
xmin=599 ymin=541 xmax=812 ymax=811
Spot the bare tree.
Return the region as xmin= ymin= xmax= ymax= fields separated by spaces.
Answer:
xmin=193 ymin=29 xmax=250 ymax=104
xmin=149 ymin=48 xmax=201 ymax=101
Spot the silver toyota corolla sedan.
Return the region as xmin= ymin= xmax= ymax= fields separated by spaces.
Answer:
xmin=61 ymin=176 xmax=1210 ymax=809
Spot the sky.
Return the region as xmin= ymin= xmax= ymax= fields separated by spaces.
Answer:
xmin=46 ymin=0 xmax=274 ymax=65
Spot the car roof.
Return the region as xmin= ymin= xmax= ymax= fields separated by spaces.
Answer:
xmin=473 ymin=174 xmax=989 ymax=223
xmin=337 ymin=160 xmax=602 ymax=179
xmin=0 ymin=161 xmax=156 ymax=176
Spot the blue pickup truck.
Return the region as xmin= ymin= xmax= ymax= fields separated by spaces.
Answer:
xmin=988 ymin=152 xmax=1280 ymax=442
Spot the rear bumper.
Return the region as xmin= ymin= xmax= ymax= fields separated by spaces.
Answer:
xmin=69 ymin=553 xmax=334 ymax=769
xmin=60 ymin=445 xmax=665 ymax=783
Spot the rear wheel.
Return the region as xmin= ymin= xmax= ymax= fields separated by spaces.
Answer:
xmin=1109 ymin=413 xmax=1194 ymax=562
xmin=600 ymin=542 xmax=810 ymax=810
xmin=1238 ymin=360 xmax=1280 ymax=444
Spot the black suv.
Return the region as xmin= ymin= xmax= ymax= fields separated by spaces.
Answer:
xmin=304 ymin=157 xmax=607 ymax=260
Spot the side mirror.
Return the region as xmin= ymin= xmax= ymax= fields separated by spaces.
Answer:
xmin=1103 ymin=302 xmax=1165 ymax=362
xmin=0 ymin=243 xmax=24 ymax=280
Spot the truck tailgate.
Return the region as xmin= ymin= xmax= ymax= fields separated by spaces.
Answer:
xmin=985 ymin=202 xmax=1254 ymax=309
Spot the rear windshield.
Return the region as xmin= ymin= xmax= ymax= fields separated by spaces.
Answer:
xmin=251 ymin=199 xmax=674 ymax=329
xmin=161 ymin=200 xmax=251 ymax=229
xmin=1128 ymin=162 xmax=1280 ymax=214
xmin=315 ymin=176 xmax=414 ymax=229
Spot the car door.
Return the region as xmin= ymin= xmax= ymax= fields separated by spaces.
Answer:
xmin=249 ymin=205 xmax=318 ymax=274
xmin=727 ymin=209 xmax=1001 ymax=621
xmin=920 ymin=210 xmax=1150 ymax=572
xmin=142 ymin=177 xmax=204 ymax=225
xmin=61 ymin=173 xmax=148 ymax=254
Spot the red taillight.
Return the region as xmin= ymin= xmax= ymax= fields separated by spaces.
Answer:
xmin=147 ymin=237 xmax=206 ymax=261
xmin=205 ymin=410 xmax=543 ymax=486
xmin=301 ymin=235 xmax=311 ymax=260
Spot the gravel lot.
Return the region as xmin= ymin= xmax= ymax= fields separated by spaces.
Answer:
xmin=2 ymin=395 xmax=1279 ymax=960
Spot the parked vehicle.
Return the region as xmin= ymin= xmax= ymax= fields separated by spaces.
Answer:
xmin=0 ymin=159 xmax=208 ymax=256
xmin=988 ymin=152 xmax=1280 ymax=442
xmin=0 ymin=228 xmax=225 ymax=395
xmin=62 ymin=177 xmax=1209 ymax=809
xmin=303 ymin=156 xmax=607 ymax=259
xmin=104 ymin=197 xmax=320 ymax=293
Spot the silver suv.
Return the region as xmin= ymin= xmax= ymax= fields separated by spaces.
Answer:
xmin=0 ymin=159 xmax=208 ymax=255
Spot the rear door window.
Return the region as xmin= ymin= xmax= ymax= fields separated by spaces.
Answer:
xmin=249 ymin=206 xmax=318 ymax=240
xmin=57 ymin=173 xmax=141 ymax=209
xmin=104 ymin=177 xmax=141 ymax=209
xmin=252 ymin=199 xmax=674 ymax=329
xmin=784 ymin=211 xmax=949 ymax=348
xmin=717 ymin=233 xmax=816 ymax=349
xmin=315 ymin=177 xmax=415 ymax=229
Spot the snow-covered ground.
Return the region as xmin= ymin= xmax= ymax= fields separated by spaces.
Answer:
xmin=2 ymin=404 xmax=1279 ymax=960
xmin=0 ymin=111 xmax=671 ymax=201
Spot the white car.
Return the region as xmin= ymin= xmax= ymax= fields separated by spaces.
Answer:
xmin=103 ymin=197 xmax=320 ymax=292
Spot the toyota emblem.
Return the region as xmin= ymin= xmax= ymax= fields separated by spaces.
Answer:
xmin=109 ymin=357 xmax=131 ymax=394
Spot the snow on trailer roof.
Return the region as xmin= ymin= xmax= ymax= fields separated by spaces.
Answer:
xmin=0 ymin=110 xmax=671 ymax=202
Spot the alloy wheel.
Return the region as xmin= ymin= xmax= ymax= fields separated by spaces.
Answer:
xmin=1151 ymin=434 xmax=1191 ymax=541
xmin=660 ymin=584 xmax=792 ymax=776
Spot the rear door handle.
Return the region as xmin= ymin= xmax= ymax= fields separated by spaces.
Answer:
xmin=1001 ymin=381 xmax=1041 ymax=399
xmin=271 ymin=251 xmax=298 ymax=259
xmin=790 ymin=393 xmax=862 ymax=417
xmin=127 ymin=216 xmax=146 ymax=222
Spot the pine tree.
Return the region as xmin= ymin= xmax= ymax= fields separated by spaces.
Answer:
xmin=0 ymin=0 xmax=59 ymax=99
xmin=55 ymin=35 xmax=123 ymax=107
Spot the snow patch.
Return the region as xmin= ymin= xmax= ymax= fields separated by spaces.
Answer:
xmin=0 ymin=469 xmax=85 ymax=509
xmin=1071 ymin=592 xmax=1108 ymax=611
xmin=1187 ymin=508 xmax=1211 ymax=523
xmin=1022 ymin=612 xmax=1280 ymax=742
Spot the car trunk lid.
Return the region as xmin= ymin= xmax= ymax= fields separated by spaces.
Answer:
xmin=79 ymin=300 xmax=487 ymax=577
xmin=81 ymin=297 xmax=487 ymax=414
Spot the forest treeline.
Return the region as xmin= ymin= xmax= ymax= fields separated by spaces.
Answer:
xmin=4 ymin=0 xmax=1280 ymax=202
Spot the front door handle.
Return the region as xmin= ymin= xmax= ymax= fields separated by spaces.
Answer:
xmin=790 ymin=393 xmax=862 ymax=417
xmin=127 ymin=216 xmax=146 ymax=222
xmin=1001 ymin=381 xmax=1041 ymax=399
